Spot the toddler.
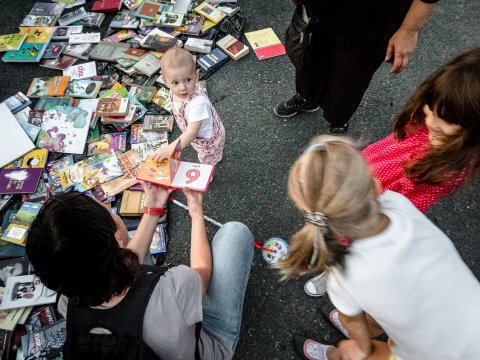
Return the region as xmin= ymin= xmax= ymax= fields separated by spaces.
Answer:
xmin=152 ymin=47 xmax=225 ymax=166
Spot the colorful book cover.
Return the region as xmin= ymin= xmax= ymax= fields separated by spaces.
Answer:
xmin=20 ymin=149 xmax=48 ymax=169
xmin=1 ymin=202 xmax=42 ymax=246
xmin=130 ymin=124 xmax=168 ymax=144
xmin=34 ymin=96 xmax=72 ymax=111
xmin=0 ymin=34 xmax=27 ymax=52
xmin=58 ymin=151 xmax=123 ymax=192
xmin=24 ymin=305 xmax=57 ymax=333
xmin=45 ymin=155 xmax=74 ymax=193
xmin=40 ymin=54 xmax=78 ymax=70
xmin=197 ymin=47 xmax=229 ymax=71
xmin=20 ymin=15 xmax=56 ymax=27
xmin=109 ymin=11 xmax=139 ymax=29
xmin=63 ymin=61 xmax=97 ymax=80
xmin=104 ymin=29 xmax=137 ymax=43
xmin=26 ymin=76 xmax=70 ymax=98
xmin=122 ymin=0 xmax=143 ymax=11
xmin=27 ymin=110 xmax=44 ymax=126
xmin=131 ymin=140 xmax=168 ymax=160
xmin=2 ymin=27 xmax=55 ymax=63
xmin=142 ymin=114 xmax=174 ymax=132
xmin=36 ymin=105 xmax=91 ymax=154
xmin=244 ymin=28 xmax=286 ymax=60
xmin=41 ymin=42 xmax=66 ymax=59
xmin=51 ymin=25 xmax=83 ymax=40
xmin=0 ymin=169 xmax=43 ymax=195
xmin=182 ymin=13 xmax=204 ymax=36
xmin=18 ymin=121 xmax=41 ymax=142
xmin=135 ymin=1 xmax=161 ymax=20
xmin=0 ymin=275 xmax=57 ymax=310
xmin=1 ymin=92 xmax=31 ymax=114
xmin=194 ymin=2 xmax=225 ymax=24
xmin=29 ymin=2 xmax=66 ymax=17
xmin=65 ymin=79 xmax=102 ymax=98
xmin=87 ymin=132 xmax=127 ymax=156
xmin=99 ymin=149 xmax=142 ymax=197
xmin=149 ymin=222 xmax=168 ymax=254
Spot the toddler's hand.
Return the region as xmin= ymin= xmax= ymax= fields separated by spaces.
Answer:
xmin=152 ymin=146 xmax=171 ymax=163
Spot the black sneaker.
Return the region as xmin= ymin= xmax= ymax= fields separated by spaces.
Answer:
xmin=329 ymin=122 xmax=349 ymax=134
xmin=274 ymin=94 xmax=320 ymax=118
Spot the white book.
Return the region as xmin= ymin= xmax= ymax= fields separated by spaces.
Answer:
xmin=184 ymin=38 xmax=213 ymax=54
xmin=0 ymin=103 xmax=35 ymax=168
xmin=133 ymin=53 xmax=161 ymax=77
xmin=0 ymin=275 xmax=56 ymax=310
xmin=58 ymin=7 xmax=88 ymax=26
xmin=172 ymin=0 xmax=191 ymax=14
xmin=68 ymin=32 xmax=101 ymax=44
xmin=52 ymin=25 xmax=83 ymax=40
xmin=63 ymin=61 xmax=97 ymax=79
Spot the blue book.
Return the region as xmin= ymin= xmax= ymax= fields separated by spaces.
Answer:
xmin=197 ymin=48 xmax=229 ymax=72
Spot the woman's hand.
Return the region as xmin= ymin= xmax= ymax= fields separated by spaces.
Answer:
xmin=140 ymin=181 xmax=171 ymax=209
xmin=385 ymin=27 xmax=418 ymax=74
xmin=183 ymin=189 xmax=204 ymax=219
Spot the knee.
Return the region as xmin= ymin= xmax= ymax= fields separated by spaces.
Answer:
xmin=214 ymin=222 xmax=254 ymax=248
xmin=222 ymin=222 xmax=253 ymax=241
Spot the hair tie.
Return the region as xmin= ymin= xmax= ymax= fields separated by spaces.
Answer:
xmin=304 ymin=211 xmax=329 ymax=234
xmin=304 ymin=143 xmax=325 ymax=153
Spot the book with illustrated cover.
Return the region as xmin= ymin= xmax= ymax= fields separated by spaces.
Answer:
xmin=34 ymin=96 xmax=72 ymax=111
xmin=58 ymin=7 xmax=88 ymax=26
xmin=110 ymin=11 xmax=140 ymax=29
xmin=117 ymin=57 xmax=137 ymax=68
xmin=40 ymin=54 xmax=78 ymax=70
xmin=194 ymin=2 xmax=226 ymax=24
xmin=0 ymin=288 xmax=31 ymax=331
xmin=13 ymin=106 xmax=32 ymax=123
xmin=0 ymin=34 xmax=27 ymax=52
xmin=62 ymin=43 xmax=93 ymax=59
xmin=133 ymin=53 xmax=161 ymax=77
xmin=18 ymin=121 xmax=41 ymax=142
xmin=122 ymin=47 xmax=148 ymax=60
xmin=0 ymin=209 xmax=17 ymax=237
xmin=245 ymin=28 xmax=286 ymax=60
xmin=123 ymin=0 xmax=143 ymax=11
xmin=101 ymin=103 xmax=138 ymax=124
xmin=131 ymin=140 xmax=168 ymax=160
xmin=1 ymin=275 xmax=56 ymax=308
xmin=51 ymin=25 xmax=83 ymax=40
xmin=216 ymin=34 xmax=249 ymax=60
xmin=28 ymin=110 xmax=44 ymax=126
xmin=63 ymin=61 xmax=97 ymax=79
xmin=142 ymin=35 xmax=179 ymax=52
xmin=65 ymin=79 xmax=102 ymax=98
xmin=130 ymin=85 xmax=157 ymax=103
xmin=96 ymin=98 xmax=130 ymax=116
xmin=45 ymin=155 xmax=74 ymax=193
xmin=68 ymin=32 xmax=101 ymax=44
xmin=215 ymin=3 xmax=240 ymax=16
xmin=20 ymin=15 xmax=56 ymax=27
xmin=1 ymin=92 xmax=32 ymax=114
xmin=0 ymin=202 xmax=42 ymax=246
xmin=99 ymin=150 xmax=142 ymax=197
xmin=0 ymin=104 xmax=35 ymax=168
xmin=0 ymin=258 xmax=30 ymax=288
xmin=20 ymin=149 xmax=48 ymax=169
xmin=184 ymin=38 xmax=213 ymax=53
xmin=104 ymin=29 xmax=137 ymax=43
xmin=71 ymin=12 xmax=105 ymax=27
xmin=130 ymin=124 xmax=168 ymax=144
xmin=58 ymin=151 xmax=123 ymax=192
xmin=119 ymin=190 xmax=145 ymax=216
xmin=2 ymin=27 xmax=55 ymax=63
xmin=149 ymin=222 xmax=168 ymax=254
xmin=153 ymin=11 xmax=184 ymax=28
xmin=87 ymin=132 xmax=127 ymax=156
xmin=26 ymin=76 xmax=70 ymax=98
xmin=197 ymin=47 xmax=229 ymax=72
xmin=135 ymin=1 xmax=161 ymax=20
xmin=29 ymin=2 xmax=66 ymax=17
xmin=24 ymin=305 xmax=56 ymax=333
xmin=151 ymin=86 xmax=172 ymax=112
xmin=41 ymin=42 xmax=66 ymax=59
xmin=137 ymin=143 xmax=214 ymax=191
xmin=181 ymin=13 xmax=204 ymax=36
xmin=0 ymin=169 xmax=43 ymax=195
xmin=89 ymin=40 xmax=131 ymax=61
xmin=36 ymin=105 xmax=92 ymax=154
xmin=142 ymin=114 xmax=174 ymax=132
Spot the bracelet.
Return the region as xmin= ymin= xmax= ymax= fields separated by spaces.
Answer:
xmin=143 ymin=206 xmax=167 ymax=216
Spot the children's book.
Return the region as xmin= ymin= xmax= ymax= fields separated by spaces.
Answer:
xmin=58 ymin=151 xmax=123 ymax=192
xmin=62 ymin=61 xmax=97 ymax=79
xmin=135 ymin=1 xmax=161 ymax=20
xmin=110 ymin=11 xmax=140 ymax=29
xmin=65 ymin=79 xmax=102 ymax=98
xmin=0 ymin=34 xmax=28 ymax=52
xmin=0 ymin=209 xmax=18 ymax=236
xmin=133 ymin=53 xmax=161 ymax=77
xmin=62 ymin=43 xmax=93 ymax=59
xmin=0 ymin=202 xmax=42 ymax=246
xmin=99 ymin=150 xmax=142 ymax=197
xmin=131 ymin=140 xmax=168 ymax=160
xmin=184 ymin=38 xmax=213 ymax=54
xmin=0 ymin=288 xmax=31 ymax=331
xmin=26 ymin=76 xmax=70 ymax=98
xmin=92 ymin=0 xmax=122 ymax=12
xmin=34 ymin=96 xmax=72 ymax=111
xmin=216 ymin=34 xmax=249 ymax=60
xmin=40 ymin=54 xmax=78 ymax=70
xmin=58 ymin=7 xmax=88 ymax=26
xmin=51 ymin=25 xmax=83 ymax=40
xmin=68 ymin=32 xmax=101 ymax=44
xmin=0 ymin=104 xmax=35 ymax=168
xmin=0 ymin=275 xmax=56 ymax=310
xmin=14 ymin=106 xmax=32 ymax=123
xmin=18 ymin=121 xmax=41 ymax=142
xmin=87 ymin=132 xmax=126 ymax=156
xmin=194 ymin=2 xmax=226 ymax=24
xmin=36 ymin=105 xmax=92 ymax=154
xmin=29 ymin=1 xmax=66 ymax=17
xmin=142 ymin=114 xmax=174 ymax=132
xmin=137 ymin=142 xmax=214 ymax=191
xmin=41 ymin=42 xmax=66 ymax=59
xmin=119 ymin=190 xmax=146 ymax=216
xmin=45 ymin=155 xmax=74 ymax=193
xmin=71 ymin=12 xmax=105 ymax=27
xmin=244 ymin=28 xmax=286 ymax=60
xmin=131 ymin=124 xmax=168 ymax=144
xmin=0 ymin=258 xmax=31 ymax=287
xmin=197 ymin=47 xmax=229 ymax=72
xmin=149 ymin=222 xmax=168 ymax=254
xmin=28 ymin=110 xmax=44 ymax=126
xmin=2 ymin=27 xmax=55 ymax=63
xmin=20 ymin=149 xmax=48 ymax=169
xmin=0 ymin=169 xmax=43 ymax=195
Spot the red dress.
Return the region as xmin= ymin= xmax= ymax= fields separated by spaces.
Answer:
xmin=362 ymin=125 xmax=465 ymax=213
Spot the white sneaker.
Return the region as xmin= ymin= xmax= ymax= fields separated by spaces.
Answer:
xmin=304 ymin=272 xmax=327 ymax=297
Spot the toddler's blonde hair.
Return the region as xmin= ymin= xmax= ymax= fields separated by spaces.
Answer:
xmin=160 ymin=47 xmax=196 ymax=78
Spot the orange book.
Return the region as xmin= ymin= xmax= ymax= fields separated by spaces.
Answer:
xmin=26 ymin=76 xmax=70 ymax=98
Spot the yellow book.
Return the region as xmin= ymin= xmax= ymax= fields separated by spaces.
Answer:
xmin=20 ymin=149 xmax=48 ymax=169
xmin=194 ymin=2 xmax=226 ymax=24
xmin=119 ymin=190 xmax=146 ymax=216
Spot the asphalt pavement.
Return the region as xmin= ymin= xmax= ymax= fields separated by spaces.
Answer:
xmin=0 ymin=0 xmax=479 ymax=359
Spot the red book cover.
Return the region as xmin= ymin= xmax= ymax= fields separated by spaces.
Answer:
xmin=253 ymin=43 xmax=286 ymax=60
xmin=92 ymin=0 xmax=121 ymax=12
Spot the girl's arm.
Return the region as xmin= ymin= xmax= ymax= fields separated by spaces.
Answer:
xmin=152 ymin=121 xmax=202 ymax=162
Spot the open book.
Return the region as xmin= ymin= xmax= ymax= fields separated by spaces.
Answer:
xmin=137 ymin=141 xmax=214 ymax=192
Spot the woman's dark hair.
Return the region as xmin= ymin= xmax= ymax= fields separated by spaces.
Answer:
xmin=393 ymin=48 xmax=480 ymax=184
xmin=26 ymin=192 xmax=139 ymax=307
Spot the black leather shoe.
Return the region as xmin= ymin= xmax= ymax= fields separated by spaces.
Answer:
xmin=329 ymin=122 xmax=349 ymax=134
xmin=274 ymin=94 xmax=320 ymax=118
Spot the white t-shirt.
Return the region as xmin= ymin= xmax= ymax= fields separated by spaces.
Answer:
xmin=327 ymin=191 xmax=480 ymax=360
xmin=173 ymin=95 xmax=214 ymax=139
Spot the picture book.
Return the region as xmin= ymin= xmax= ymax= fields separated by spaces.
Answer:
xmin=149 ymin=222 xmax=168 ymax=254
xmin=143 ymin=114 xmax=174 ymax=132
xmin=20 ymin=15 xmax=56 ymax=27
xmin=131 ymin=140 xmax=168 ymax=160
xmin=62 ymin=43 xmax=93 ymax=59
xmin=0 ymin=275 xmax=56 ymax=310
xmin=58 ymin=7 xmax=88 ymax=26
xmin=0 ymin=34 xmax=27 ymax=52
xmin=0 ymin=258 xmax=31 ymax=287
xmin=40 ymin=54 xmax=78 ymax=70
xmin=28 ymin=110 xmax=44 ymax=126
xmin=58 ymin=151 xmax=123 ymax=192
xmin=71 ymin=11 xmax=105 ymax=27
xmin=181 ymin=13 xmax=204 ymax=36
xmin=2 ymin=27 xmax=55 ymax=63
xmin=13 ymin=106 xmax=32 ymax=123
xmin=194 ymin=2 xmax=226 ymax=24
xmin=216 ymin=34 xmax=249 ymax=61
xmin=119 ymin=190 xmax=146 ymax=216
xmin=45 ymin=154 xmax=74 ymax=193
xmin=0 ymin=104 xmax=35 ymax=168
xmin=26 ymin=76 xmax=70 ymax=98
xmin=36 ymin=105 xmax=92 ymax=154
xmin=197 ymin=47 xmax=229 ymax=72
xmin=0 ymin=288 xmax=31 ymax=331
xmin=22 ymin=173 xmax=50 ymax=203
xmin=0 ymin=168 xmax=43 ymax=195
xmin=62 ymin=61 xmax=97 ymax=79
xmin=244 ymin=28 xmax=286 ymax=60
xmin=20 ymin=149 xmax=48 ymax=169
xmin=42 ymin=42 xmax=66 ymax=59
xmin=131 ymin=124 xmax=168 ymax=144
xmin=122 ymin=47 xmax=148 ymax=61
xmin=133 ymin=53 xmax=161 ymax=77
xmin=87 ymin=132 xmax=126 ymax=156
xmin=110 ymin=11 xmax=140 ymax=29
xmin=151 ymin=86 xmax=172 ymax=112
xmin=92 ymin=0 xmax=122 ymax=12
xmin=68 ymin=32 xmax=101 ymax=44
xmin=65 ymin=79 xmax=102 ymax=99
xmin=101 ymin=103 xmax=138 ymax=124
xmin=137 ymin=141 xmax=214 ymax=191
xmin=0 ymin=202 xmax=42 ymax=246
xmin=135 ymin=1 xmax=161 ymax=20
xmin=96 ymin=98 xmax=130 ymax=116
xmin=142 ymin=35 xmax=179 ymax=52
xmin=89 ymin=40 xmax=131 ymax=61
xmin=184 ymin=38 xmax=213 ymax=54
xmin=98 ymin=149 xmax=142 ymax=197
xmin=34 ymin=96 xmax=72 ymax=111
xmin=215 ymin=3 xmax=240 ymax=16
xmin=51 ymin=25 xmax=83 ymax=40
xmin=0 ymin=209 xmax=17 ymax=236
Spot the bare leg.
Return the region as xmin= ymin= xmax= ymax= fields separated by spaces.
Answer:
xmin=339 ymin=312 xmax=386 ymax=338
xmin=327 ymin=340 xmax=391 ymax=360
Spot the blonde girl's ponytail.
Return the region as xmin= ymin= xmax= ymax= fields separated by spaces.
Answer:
xmin=277 ymin=136 xmax=378 ymax=279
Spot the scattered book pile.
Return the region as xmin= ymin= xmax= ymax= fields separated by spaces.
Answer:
xmin=0 ymin=0 xmax=278 ymax=356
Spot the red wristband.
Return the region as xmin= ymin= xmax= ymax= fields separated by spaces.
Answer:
xmin=143 ymin=206 xmax=167 ymax=216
